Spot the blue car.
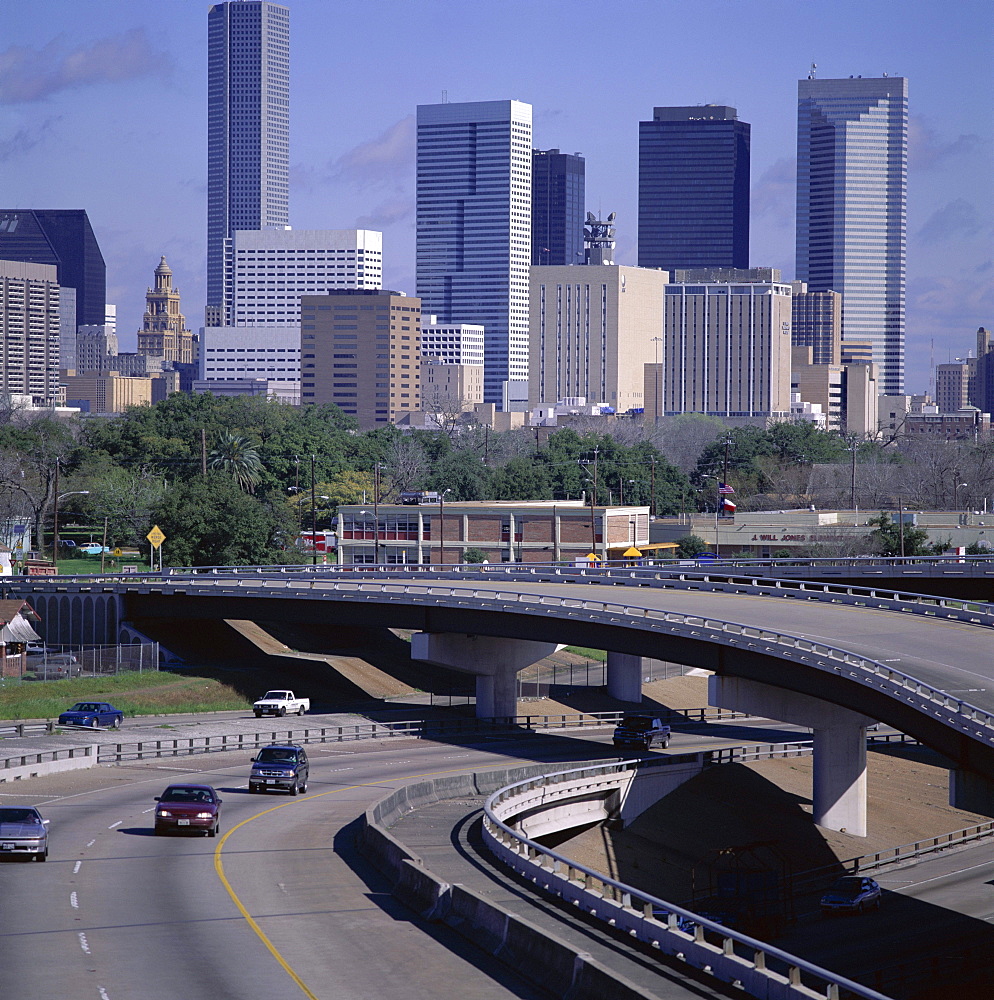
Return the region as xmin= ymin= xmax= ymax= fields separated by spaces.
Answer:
xmin=820 ymin=875 xmax=882 ymax=915
xmin=58 ymin=702 xmax=124 ymax=729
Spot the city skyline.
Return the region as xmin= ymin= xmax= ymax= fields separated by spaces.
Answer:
xmin=1 ymin=0 xmax=991 ymax=395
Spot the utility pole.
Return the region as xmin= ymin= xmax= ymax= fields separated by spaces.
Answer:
xmin=373 ymin=462 xmax=380 ymax=565
xmin=650 ymin=457 xmax=656 ymax=518
xmin=310 ymin=454 xmax=317 ymax=567
xmin=100 ymin=516 xmax=108 ymax=574
xmin=52 ymin=457 xmax=59 ymax=561
xmin=201 ymin=428 xmax=208 ymax=476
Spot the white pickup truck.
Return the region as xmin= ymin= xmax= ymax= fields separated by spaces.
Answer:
xmin=253 ymin=690 xmax=310 ymax=718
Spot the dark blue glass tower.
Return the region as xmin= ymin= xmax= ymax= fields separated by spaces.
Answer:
xmin=531 ymin=149 xmax=585 ymax=266
xmin=638 ymin=106 xmax=750 ymax=271
xmin=0 ymin=209 xmax=105 ymax=325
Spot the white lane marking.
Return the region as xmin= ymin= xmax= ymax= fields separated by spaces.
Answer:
xmin=78 ymin=932 xmax=91 ymax=954
xmin=142 ymin=807 xmax=155 ymax=813
xmin=86 ymin=839 xmax=96 ymax=847
xmin=108 ymin=820 xmax=122 ymax=829
xmin=70 ymin=892 xmax=79 ymax=909
xmin=73 ymin=861 xmax=82 ymax=874
xmin=892 ymin=858 xmax=994 ymax=891
xmin=442 ymin=754 xmax=471 ymax=759
xmin=98 ymin=988 xmax=111 ymax=1000
xmin=325 ymin=767 xmax=352 ymax=773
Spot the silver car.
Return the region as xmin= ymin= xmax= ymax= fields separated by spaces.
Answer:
xmin=0 ymin=807 xmax=50 ymax=861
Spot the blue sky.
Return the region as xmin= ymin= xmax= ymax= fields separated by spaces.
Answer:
xmin=3 ymin=0 xmax=992 ymax=393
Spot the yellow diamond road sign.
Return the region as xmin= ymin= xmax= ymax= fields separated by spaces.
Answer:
xmin=112 ymin=547 xmax=123 ymax=558
xmin=146 ymin=525 xmax=166 ymax=548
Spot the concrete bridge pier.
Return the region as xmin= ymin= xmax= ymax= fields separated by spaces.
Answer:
xmin=606 ymin=652 xmax=644 ymax=702
xmin=709 ymin=675 xmax=875 ymax=836
xmin=411 ymin=633 xmax=561 ymax=718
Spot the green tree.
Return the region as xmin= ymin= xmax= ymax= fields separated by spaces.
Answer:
xmin=156 ymin=474 xmax=303 ymax=567
xmin=463 ymin=547 xmax=489 ymax=563
xmin=208 ymin=432 xmax=264 ymax=492
xmin=675 ymin=535 xmax=709 ymax=557
xmin=867 ymin=513 xmax=935 ymax=556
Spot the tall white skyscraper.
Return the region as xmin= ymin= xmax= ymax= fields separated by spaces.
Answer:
xmin=416 ymin=100 xmax=532 ymax=405
xmin=207 ymin=1 xmax=290 ymax=314
xmin=222 ymin=228 xmax=382 ymax=325
xmin=796 ymin=76 xmax=908 ymax=395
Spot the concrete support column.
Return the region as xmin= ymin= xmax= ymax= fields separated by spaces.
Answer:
xmin=709 ymin=675 xmax=875 ymax=836
xmin=411 ymin=632 xmax=562 ymax=719
xmin=813 ymin=725 xmax=867 ymax=836
xmin=606 ymin=652 xmax=644 ymax=703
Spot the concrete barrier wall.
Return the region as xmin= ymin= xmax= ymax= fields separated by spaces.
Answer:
xmin=358 ymin=759 xmax=665 ymax=1000
xmin=0 ymin=745 xmax=97 ymax=783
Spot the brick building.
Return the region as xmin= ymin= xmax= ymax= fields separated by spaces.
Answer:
xmin=335 ymin=499 xmax=650 ymax=565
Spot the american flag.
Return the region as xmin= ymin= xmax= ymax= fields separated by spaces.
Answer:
xmin=718 ymin=483 xmax=735 ymax=495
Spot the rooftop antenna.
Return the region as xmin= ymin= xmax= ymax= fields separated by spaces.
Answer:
xmin=441 ymin=89 xmax=448 ymax=104
xmin=808 ymin=62 xmax=817 ymax=80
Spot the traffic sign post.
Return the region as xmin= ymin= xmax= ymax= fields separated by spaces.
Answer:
xmin=146 ymin=525 xmax=166 ymax=572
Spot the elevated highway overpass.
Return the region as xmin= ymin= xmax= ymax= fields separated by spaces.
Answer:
xmin=8 ymin=564 xmax=994 ymax=822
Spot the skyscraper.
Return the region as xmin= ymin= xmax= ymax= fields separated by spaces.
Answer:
xmin=207 ymin=1 xmax=290 ymax=316
xmin=0 ymin=209 xmax=105 ymax=326
xmin=796 ymin=76 xmax=908 ymax=395
xmin=301 ymin=289 xmax=421 ymax=428
xmin=0 ymin=260 xmax=61 ymax=404
xmin=416 ymin=99 xmax=532 ymax=405
xmin=638 ymin=106 xmax=750 ymax=271
xmin=532 ymin=149 xmax=585 ymax=266
xmin=137 ymin=257 xmax=195 ymax=364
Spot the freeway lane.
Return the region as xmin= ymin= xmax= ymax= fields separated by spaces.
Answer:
xmin=0 ymin=744 xmax=559 ymax=1000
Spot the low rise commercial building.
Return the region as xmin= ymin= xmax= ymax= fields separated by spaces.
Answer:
xmin=336 ymin=499 xmax=650 ymax=565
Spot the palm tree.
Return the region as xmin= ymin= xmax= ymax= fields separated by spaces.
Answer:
xmin=208 ymin=432 xmax=264 ymax=493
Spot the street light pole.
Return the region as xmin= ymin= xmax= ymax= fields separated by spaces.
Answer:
xmin=373 ymin=462 xmax=380 ymax=565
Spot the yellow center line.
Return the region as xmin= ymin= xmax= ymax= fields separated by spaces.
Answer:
xmin=212 ymin=764 xmax=482 ymax=999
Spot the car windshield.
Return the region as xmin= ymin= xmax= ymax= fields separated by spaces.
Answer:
xmin=828 ymin=877 xmax=865 ymax=895
xmin=0 ymin=808 xmax=41 ymax=823
xmin=160 ymin=787 xmax=214 ymax=804
xmin=257 ymin=749 xmax=298 ymax=764
xmin=621 ymin=717 xmax=652 ymax=730
xmin=68 ymin=703 xmax=97 ymax=712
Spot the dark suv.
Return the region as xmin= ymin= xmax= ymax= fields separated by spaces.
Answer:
xmin=249 ymin=744 xmax=309 ymax=795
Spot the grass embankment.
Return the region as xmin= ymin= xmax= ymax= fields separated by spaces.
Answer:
xmin=0 ymin=671 xmax=250 ymax=721
xmin=564 ymin=646 xmax=606 ymax=661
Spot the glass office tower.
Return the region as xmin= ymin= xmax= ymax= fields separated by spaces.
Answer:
xmin=531 ymin=149 xmax=585 ymax=266
xmin=0 ymin=209 xmax=105 ymax=326
xmin=207 ymin=1 xmax=290 ymax=315
xmin=638 ymin=106 xmax=750 ymax=271
xmin=416 ymin=100 xmax=532 ymax=405
xmin=796 ymin=76 xmax=908 ymax=395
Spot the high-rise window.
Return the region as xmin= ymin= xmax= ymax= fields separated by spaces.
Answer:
xmin=795 ymin=76 xmax=908 ymax=394
xmin=207 ymin=1 xmax=290 ymax=311
xmin=638 ymin=106 xmax=750 ymax=271
xmin=416 ymin=100 xmax=532 ymax=406
xmin=532 ymin=149 xmax=585 ymax=267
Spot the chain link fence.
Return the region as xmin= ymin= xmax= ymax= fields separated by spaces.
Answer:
xmin=24 ymin=643 xmax=160 ymax=681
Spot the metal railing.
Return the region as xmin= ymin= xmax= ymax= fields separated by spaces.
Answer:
xmin=10 ymin=572 xmax=994 ymax=753
xmin=482 ymin=755 xmax=894 ymax=1000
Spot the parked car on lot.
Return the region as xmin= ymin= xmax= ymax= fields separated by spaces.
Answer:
xmin=153 ymin=784 xmax=222 ymax=837
xmin=0 ymin=807 xmax=49 ymax=861
xmin=820 ymin=875 xmax=882 ymax=915
xmin=57 ymin=702 xmax=124 ymax=729
xmin=249 ymin=743 xmax=309 ymax=795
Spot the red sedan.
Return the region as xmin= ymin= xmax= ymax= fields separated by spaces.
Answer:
xmin=153 ymin=784 xmax=222 ymax=837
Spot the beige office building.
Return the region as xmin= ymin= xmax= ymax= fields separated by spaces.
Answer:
xmin=652 ymin=280 xmax=793 ymax=418
xmin=421 ymin=359 xmax=484 ymax=412
xmin=301 ymin=289 xmax=421 ymax=428
xmin=791 ymin=345 xmax=843 ymax=431
xmin=0 ymin=260 xmax=61 ymax=404
xmin=529 ymin=264 xmax=668 ymax=412
xmin=62 ymin=372 xmax=153 ymax=413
